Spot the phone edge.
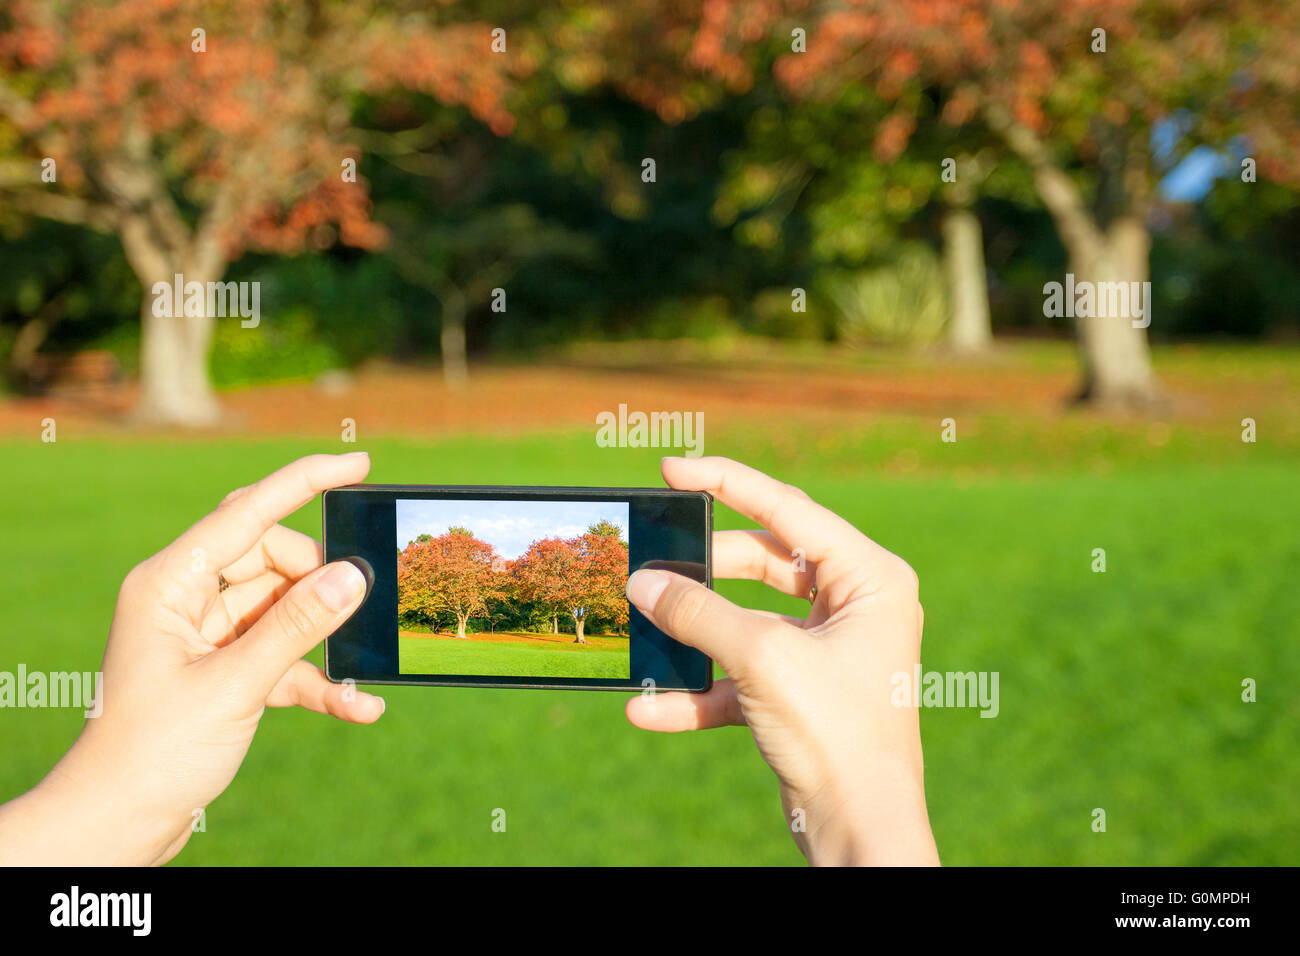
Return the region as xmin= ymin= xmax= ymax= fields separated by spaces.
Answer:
xmin=322 ymin=485 xmax=714 ymax=693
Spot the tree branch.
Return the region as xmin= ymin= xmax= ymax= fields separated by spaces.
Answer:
xmin=983 ymin=101 xmax=1103 ymax=256
xmin=0 ymin=75 xmax=39 ymax=131
xmin=0 ymin=75 xmax=72 ymax=164
xmin=6 ymin=190 xmax=119 ymax=231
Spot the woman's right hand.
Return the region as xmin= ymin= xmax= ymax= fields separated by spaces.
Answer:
xmin=625 ymin=456 xmax=939 ymax=866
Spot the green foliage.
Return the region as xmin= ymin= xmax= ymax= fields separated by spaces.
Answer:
xmin=1149 ymin=183 xmax=1300 ymax=338
xmin=2 ymin=1 xmax=1298 ymax=406
xmin=3 ymin=63 xmax=1298 ymax=378
xmin=210 ymin=308 xmax=341 ymax=389
xmin=0 ymin=221 xmax=139 ymax=387
xmin=249 ymin=255 xmax=410 ymax=364
xmin=640 ymin=295 xmax=738 ymax=341
xmin=821 ymin=242 xmax=948 ymax=346
xmin=587 ymin=519 xmax=625 ymax=539
xmin=748 ymin=287 xmax=827 ymax=340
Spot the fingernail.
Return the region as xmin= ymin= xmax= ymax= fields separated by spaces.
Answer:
xmin=626 ymin=569 xmax=670 ymax=609
xmin=342 ymin=451 xmax=369 ymax=458
xmin=375 ymin=696 xmax=387 ymax=715
xmin=314 ymin=561 xmax=367 ymax=611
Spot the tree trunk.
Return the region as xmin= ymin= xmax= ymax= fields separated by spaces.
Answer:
xmin=456 ymin=613 xmax=468 ymax=639
xmin=439 ymin=287 xmax=468 ymax=388
xmin=1030 ymin=172 xmax=1159 ymax=409
xmin=941 ymin=204 xmax=993 ymax=353
xmin=1070 ymin=216 xmax=1157 ymax=407
xmin=135 ymin=295 xmax=221 ymax=426
xmin=984 ymin=105 xmax=1159 ymax=409
xmin=573 ymin=615 xmax=587 ymax=644
xmin=552 ymin=614 xmax=559 ymax=634
xmin=118 ymin=211 xmax=225 ymax=427
xmin=7 ymin=294 xmax=62 ymax=391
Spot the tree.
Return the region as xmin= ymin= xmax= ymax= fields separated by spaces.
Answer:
xmin=556 ymin=3 xmax=998 ymax=349
xmin=512 ymin=528 xmax=628 ymax=643
xmin=708 ymin=87 xmax=996 ymax=348
xmin=511 ymin=536 xmax=577 ymax=636
xmin=587 ymin=518 xmax=627 ymax=539
xmin=940 ymin=152 xmax=994 ymax=352
xmin=569 ymin=526 xmax=629 ymax=643
xmin=0 ymin=0 xmax=513 ymax=424
xmin=398 ymin=528 xmax=502 ymax=639
xmin=637 ymin=0 xmax=1300 ymax=407
xmin=384 ymin=202 xmax=595 ymax=386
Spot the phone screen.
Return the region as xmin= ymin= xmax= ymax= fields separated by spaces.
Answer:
xmin=323 ymin=486 xmax=712 ymax=691
xmin=395 ymin=497 xmax=632 ymax=680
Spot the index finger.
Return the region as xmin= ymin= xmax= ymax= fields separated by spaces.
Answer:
xmin=661 ymin=456 xmax=892 ymax=569
xmin=171 ymin=453 xmax=371 ymax=580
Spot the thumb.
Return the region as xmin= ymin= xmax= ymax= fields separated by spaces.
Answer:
xmin=218 ymin=560 xmax=369 ymax=700
xmin=626 ymin=569 xmax=756 ymax=679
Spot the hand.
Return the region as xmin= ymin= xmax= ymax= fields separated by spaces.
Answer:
xmin=625 ymin=456 xmax=939 ymax=866
xmin=0 ymin=453 xmax=385 ymax=865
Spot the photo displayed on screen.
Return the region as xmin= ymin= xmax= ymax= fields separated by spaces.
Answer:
xmin=395 ymin=499 xmax=631 ymax=679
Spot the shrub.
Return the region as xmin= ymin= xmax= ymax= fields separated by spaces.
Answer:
xmin=822 ymin=242 xmax=948 ymax=346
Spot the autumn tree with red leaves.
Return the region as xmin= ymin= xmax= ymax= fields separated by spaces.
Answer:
xmin=567 ymin=527 xmax=630 ymax=643
xmin=511 ymin=535 xmax=578 ymax=637
xmin=511 ymin=524 xmax=628 ymax=643
xmin=0 ymin=0 xmax=516 ymax=424
xmin=603 ymin=0 xmax=1300 ymax=408
xmin=398 ymin=526 xmax=503 ymax=640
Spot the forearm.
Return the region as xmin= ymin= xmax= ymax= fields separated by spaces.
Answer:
xmin=0 ymin=754 xmax=183 ymax=866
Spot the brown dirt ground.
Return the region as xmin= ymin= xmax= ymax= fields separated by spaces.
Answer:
xmin=1 ymin=340 xmax=1294 ymax=438
xmin=400 ymin=630 xmax=626 ymax=650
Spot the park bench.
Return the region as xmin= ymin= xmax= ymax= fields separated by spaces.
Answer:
xmin=26 ymin=350 xmax=123 ymax=399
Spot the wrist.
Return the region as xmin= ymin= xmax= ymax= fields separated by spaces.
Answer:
xmin=2 ymin=744 xmax=188 ymax=865
xmin=795 ymin=763 xmax=939 ymax=866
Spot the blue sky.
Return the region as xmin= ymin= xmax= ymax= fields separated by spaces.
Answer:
xmin=395 ymin=499 xmax=629 ymax=559
xmin=1153 ymin=113 xmax=1247 ymax=202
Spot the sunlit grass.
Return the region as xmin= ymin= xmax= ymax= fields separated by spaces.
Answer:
xmin=398 ymin=633 xmax=630 ymax=679
xmin=1 ymin=361 xmax=1296 ymax=863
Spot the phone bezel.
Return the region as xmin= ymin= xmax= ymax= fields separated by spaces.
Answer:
xmin=322 ymin=484 xmax=713 ymax=692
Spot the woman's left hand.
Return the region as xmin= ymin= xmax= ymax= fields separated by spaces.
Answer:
xmin=0 ymin=453 xmax=385 ymax=865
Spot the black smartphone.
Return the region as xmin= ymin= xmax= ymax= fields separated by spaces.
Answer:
xmin=322 ymin=485 xmax=712 ymax=692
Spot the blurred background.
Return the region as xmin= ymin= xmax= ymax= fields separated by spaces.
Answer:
xmin=1 ymin=1 xmax=1297 ymax=864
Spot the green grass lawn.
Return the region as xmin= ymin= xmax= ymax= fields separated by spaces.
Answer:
xmin=1 ymin=397 xmax=1297 ymax=864
xmin=399 ymin=633 xmax=630 ymax=679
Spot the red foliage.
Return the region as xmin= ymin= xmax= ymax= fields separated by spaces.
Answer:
xmin=599 ymin=0 xmax=1300 ymax=184
xmin=398 ymin=530 xmax=502 ymax=628
xmin=511 ymin=531 xmax=629 ymax=628
xmin=0 ymin=0 xmax=516 ymax=259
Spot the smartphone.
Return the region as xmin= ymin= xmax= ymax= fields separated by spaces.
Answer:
xmin=322 ymin=485 xmax=712 ymax=692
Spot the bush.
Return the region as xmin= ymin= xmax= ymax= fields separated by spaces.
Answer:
xmin=748 ymin=287 xmax=828 ymax=339
xmin=821 ymin=242 xmax=948 ymax=346
xmin=642 ymin=295 xmax=739 ymax=340
xmin=210 ymin=307 xmax=341 ymax=388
